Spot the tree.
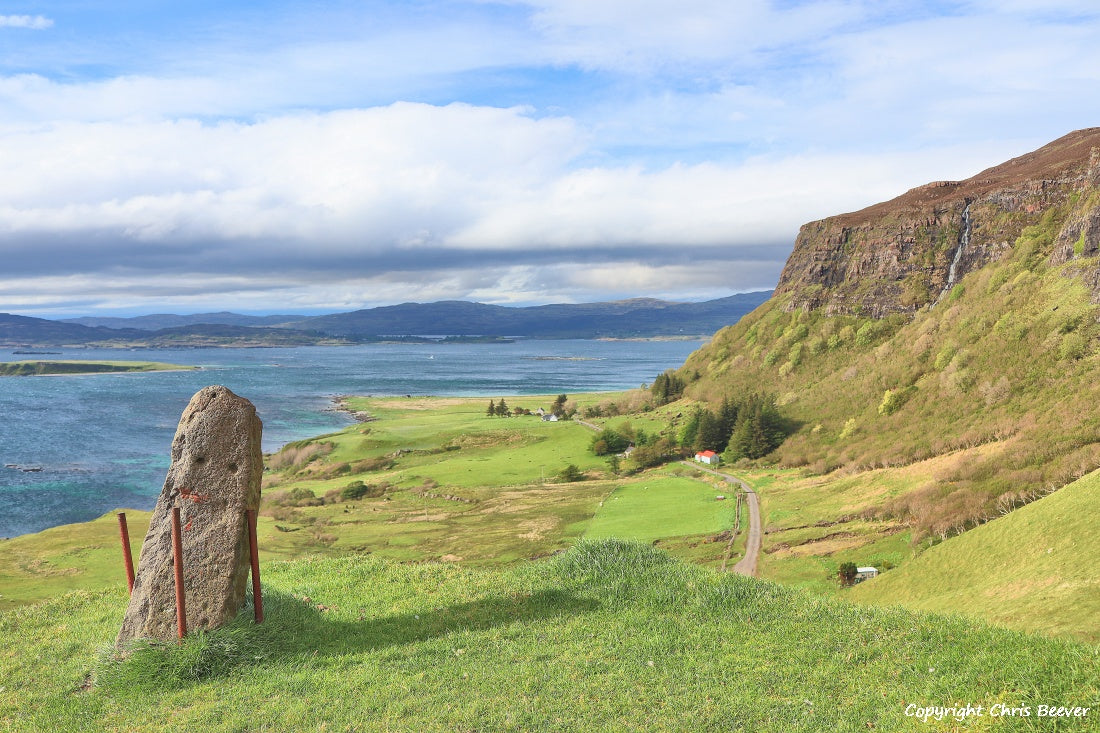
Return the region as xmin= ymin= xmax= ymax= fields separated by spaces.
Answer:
xmin=718 ymin=398 xmax=738 ymax=446
xmin=487 ymin=399 xmax=496 ymax=417
xmin=679 ymin=408 xmax=702 ymax=448
xmin=651 ymin=369 xmax=685 ymax=405
xmin=591 ymin=428 xmax=630 ymax=455
xmin=695 ymin=410 xmax=724 ymax=452
xmin=838 ymin=562 xmax=858 ymax=587
xmin=552 ymin=393 xmax=568 ymax=417
xmin=629 ymin=437 xmax=675 ymax=469
xmin=495 ymin=398 xmax=510 ymax=417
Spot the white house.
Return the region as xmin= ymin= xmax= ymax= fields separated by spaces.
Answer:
xmin=694 ymin=450 xmax=720 ymax=465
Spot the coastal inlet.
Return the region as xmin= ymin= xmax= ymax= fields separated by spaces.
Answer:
xmin=0 ymin=339 xmax=703 ymax=538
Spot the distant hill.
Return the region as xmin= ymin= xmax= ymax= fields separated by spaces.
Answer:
xmin=1 ymin=292 xmax=772 ymax=346
xmin=289 ymin=293 xmax=773 ymax=339
xmin=0 ymin=313 xmax=146 ymax=344
xmin=0 ymin=315 xmax=342 ymax=348
xmin=63 ymin=311 xmax=303 ymax=330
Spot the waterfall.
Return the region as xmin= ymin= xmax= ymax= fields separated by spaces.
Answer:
xmin=934 ymin=202 xmax=971 ymax=306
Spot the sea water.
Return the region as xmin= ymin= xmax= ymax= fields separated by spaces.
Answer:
xmin=0 ymin=339 xmax=702 ymax=537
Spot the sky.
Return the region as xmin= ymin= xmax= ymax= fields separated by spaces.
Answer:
xmin=2 ymin=1 xmax=1100 ymax=317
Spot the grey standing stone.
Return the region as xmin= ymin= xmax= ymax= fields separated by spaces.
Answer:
xmin=117 ymin=386 xmax=263 ymax=645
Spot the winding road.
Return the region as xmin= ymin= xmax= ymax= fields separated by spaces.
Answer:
xmin=683 ymin=463 xmax=761 ymax=577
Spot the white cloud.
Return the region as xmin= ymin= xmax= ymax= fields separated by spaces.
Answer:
xmin=0 ymin=96 xmax=1028 ymax=316
xmin=3 ymin=1 xmax=1100 ymax=314
xmin=0 ymin=15 xmax=52 ymax=30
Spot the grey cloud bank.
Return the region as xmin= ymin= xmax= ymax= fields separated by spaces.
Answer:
xmin=3 ymin=2 xmax=1100 ymax=314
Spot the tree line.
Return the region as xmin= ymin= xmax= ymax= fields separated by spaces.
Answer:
xmin=486 ymin=394 xmax=571 ymax=418
xmin=588 ymin=392 xmax=791 ymax=469
xmin=680 ymin=393 xmax=787 ymax=459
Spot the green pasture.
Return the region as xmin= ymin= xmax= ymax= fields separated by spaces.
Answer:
xmin=852 ymin=468 xmax=1100 ymax=643
xmin=585 ymin=475 xmax=736 ymax=542
xmin=3 ymin=395 xmax=753 ymax=609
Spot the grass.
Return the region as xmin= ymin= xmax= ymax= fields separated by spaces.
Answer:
xmin=2 ymin=541 xmax=1098 ymax=732
xmin=2 ymin=395 xmax=750 ymax=608
xmin=0 ymin=360 xmax=196 ymax=376
xmin=584 ymin=474 xmax=736 ymax=542
xmin=851 ymin=468 xmax=1100 ymax=643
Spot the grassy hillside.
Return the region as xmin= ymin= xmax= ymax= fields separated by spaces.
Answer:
xmin=3 ymin=541 xmax=1098 ymax=732
xmin=675 ymin=199 xmax=1100 ymax=542
xmin=850 ymin=468 xmax=1100 ymax=643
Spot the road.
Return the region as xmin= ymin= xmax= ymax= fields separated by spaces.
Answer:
xmin=685 ymin=463 xmax=761 ymax=577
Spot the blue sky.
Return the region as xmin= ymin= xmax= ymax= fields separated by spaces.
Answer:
xmin=2 ymin=1 xmax=1100 ymax=316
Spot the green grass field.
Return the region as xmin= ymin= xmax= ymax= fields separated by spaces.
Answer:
xmin=851 ymin=468 xmax=1100 ymax=643
xmin=4 ymin=541 xmax=1098 ymax=732
xmin=1 ymin=395 xmax=748 ymax=608
xmin=584 ymin=475 xmax=736 ymax=542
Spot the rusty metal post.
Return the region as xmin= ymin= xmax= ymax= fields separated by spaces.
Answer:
xmin=171 ymin=506 xmax=187 ymax=640
xmin=117 ymin=512 xmax=136 ymax=595
xmin=246 ymin=508 xmax=263 ymax=623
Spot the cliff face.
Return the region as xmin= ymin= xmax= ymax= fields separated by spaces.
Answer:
xmin=775 ymin=128 xmax=1100 ymax=316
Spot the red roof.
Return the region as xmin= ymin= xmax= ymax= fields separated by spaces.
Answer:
xmin=696 ymin=450 xmax=717 ymax=458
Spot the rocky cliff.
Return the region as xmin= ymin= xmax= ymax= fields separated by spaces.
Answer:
xmin=775 ymin=128 xmax=1100 ymax=316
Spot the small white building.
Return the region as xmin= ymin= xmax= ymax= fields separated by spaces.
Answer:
xmin=694 ymin=450 xmax=720 ymax=465
xmin=541 ymin=413 xmax=558 ymax=422
xmin=854 ymin=567 xmax=878 ymax=583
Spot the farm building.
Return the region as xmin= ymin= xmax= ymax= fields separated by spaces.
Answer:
xmin=854 ymin=567 xmax=878 ymax=583
xmin=694 ymin=450 xmax=720 ymax=465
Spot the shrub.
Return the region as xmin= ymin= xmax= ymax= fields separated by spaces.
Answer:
xmin=558 ymin=464 xmax=585 ymax=482
xmin=854 ymin=320 xmax=883 ymax=347
xmin=1059 ymin=332 xmax=1087 ymax=361
xmin=878 ymin=387 xmax=915 ymax=416
xmin=837 ymin=562 xmax=857 ymax=587
xmin=341 ymin=480 xmax=386 ymax=500
xmin=284 ymin=487 xmax=323 ymax=507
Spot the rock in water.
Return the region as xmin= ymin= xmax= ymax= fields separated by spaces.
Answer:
xmin=117 ymin=386 xmax=263 ymax=645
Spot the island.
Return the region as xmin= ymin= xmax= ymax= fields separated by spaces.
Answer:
xmin=0 ymin=360 xmax=198 ymax=376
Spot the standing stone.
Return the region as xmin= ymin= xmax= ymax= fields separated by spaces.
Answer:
xmin=117 ymin=386 xmax=263 ymax=645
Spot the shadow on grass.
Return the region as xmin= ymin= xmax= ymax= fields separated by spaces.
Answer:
xmin=99 ymin=588 xmax=600 ymax=689
xmin=259 ymin=587 xmax=599 ymax=657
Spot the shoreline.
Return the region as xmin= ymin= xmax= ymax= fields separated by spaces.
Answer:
xmin=330 ymin=395 xmax=377 ymax=423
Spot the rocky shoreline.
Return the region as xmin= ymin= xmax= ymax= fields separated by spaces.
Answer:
xmin=329 ymin=396 xmax=376 ymax=423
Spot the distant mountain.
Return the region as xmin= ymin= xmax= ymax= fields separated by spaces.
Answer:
xmin=290 ymin=292 xmax=773 ymax=339
xmin=0 ymin=315 xmax=342 ymax=347
xmin=0 ymin=291 xmax=773 ymax=347
xmin=0 ymin=313 xmax=147 ymax=345
xmin=62 ymin=311 xmax=304 ymax=330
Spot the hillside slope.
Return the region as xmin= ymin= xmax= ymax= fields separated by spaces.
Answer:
xmin=850 ymin=468 xmax=1100 ymax=643
xmin=2 ymin=542 xmax=1097 ymax=732
xmin=673 ymin=128 xmax=1100 ymax=540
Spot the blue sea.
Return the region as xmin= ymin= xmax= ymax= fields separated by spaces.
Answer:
xmin=0 ymin=340 xmax=703 ymax=537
